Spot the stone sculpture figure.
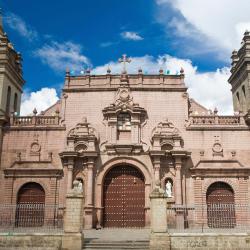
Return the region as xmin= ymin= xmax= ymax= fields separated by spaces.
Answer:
xmin=165 ymin=180 xmax=172 ymax=197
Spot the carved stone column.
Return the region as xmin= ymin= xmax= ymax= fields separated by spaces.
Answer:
xmin=174 ymin=156 xmax=184 ymax=229
xmin=85 ymin=158 xmax=95 ymax=229
xmin=86 ymin=160 xmax=94 ymax=206
xmin=67 ymin=159 xmax=74 ymax=192
xmin=151 ymin=155 xmax=162 ymax=185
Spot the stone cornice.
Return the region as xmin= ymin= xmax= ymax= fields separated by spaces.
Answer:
xmin=4 ymin=168 xmax=63 ymax=178
xmin=63 ymin=86 xmax=188 ymax=92
xmin=6 ymin=126 xmax=66 ymax=131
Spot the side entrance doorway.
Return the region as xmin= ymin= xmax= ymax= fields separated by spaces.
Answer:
xmin=15 ymin=182 xmax=45 ymax=227
xmin=103 ymin=165 xmax=145 ymax=228
xmin=207 ymin=182 xmax=236 ymax=228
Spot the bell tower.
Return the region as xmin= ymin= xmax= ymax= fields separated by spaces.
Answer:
xmin=0 ymin=11 xmax=24 ymax=123
xmin=228 ymin=31 xmax=250 ymax=113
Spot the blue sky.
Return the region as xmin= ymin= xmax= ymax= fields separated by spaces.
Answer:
xmin=1 ymin=0 xmax=250 ymax=114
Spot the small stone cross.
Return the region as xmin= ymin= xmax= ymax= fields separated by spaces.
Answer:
xmin=118 ymin=54 xmax=131 ymax=73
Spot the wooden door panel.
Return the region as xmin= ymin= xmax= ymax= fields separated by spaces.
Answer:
xmin=207 ymin=182 xmax=236 ymax=228
xmin=103 ymin=165 xmax=145 ymax=228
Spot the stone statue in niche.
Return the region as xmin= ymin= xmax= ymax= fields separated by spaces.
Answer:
xmin=165 ymin=180 xmax=173 ymax=198
xmin=73 ymin=179 xmax=83 ymax=193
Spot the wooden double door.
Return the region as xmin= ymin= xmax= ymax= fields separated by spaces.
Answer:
xmin=15 ymin=182 xmax=45 ymax=227
xmin=207 ymin=182 xmax=236 ymax=228
xmin=103 ymin=165 xmax=145 ymax=228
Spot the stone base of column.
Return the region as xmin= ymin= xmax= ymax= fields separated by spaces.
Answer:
xmin=84 ymin=205 xmax=94 ymax=229
xmin=150 ymin=232 xmax=170 ymax=250
xmin=176 ymin=210 xmax=184 ymax=230
xmin=62 ymin=233 xmax=83 ymax=250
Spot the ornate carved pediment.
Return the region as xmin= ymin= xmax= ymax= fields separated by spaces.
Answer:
xmin=151 ymin=119 xmax=182 ymax=150
xmin=67 ymin=117 xmax=98 ymax=152
xmin=103 ymin=87 xmax=146 ymax=117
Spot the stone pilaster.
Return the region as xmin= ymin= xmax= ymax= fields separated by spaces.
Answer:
xmin=149 ymin=181 xmax=170 ymax=250
xmin=63 ymin=180 xmax=84 ymax=250
xmin=153 ymin=156 xmax=161 ymax=183
xmin=174 ymin=156 xmax=184 ymax=229
xmin=84 ymin=158 xmax=95 ymax=229
xmin=67 ymin=159 xmax=74 ymax=192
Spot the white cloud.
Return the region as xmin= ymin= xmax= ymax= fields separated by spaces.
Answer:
xmin=35 ymin=41 xmax=91 ymax=73
xmin=21 ymin=88 xmax=59 ymax=115
xmin=93 ymin=54 xmax=232 ymax=114
xmin=156 ymin=0 xmax=250 ymax=52
xmin=121 ymin=31 xmax=144 ymax=41
xmin=5 ymin=12 xmax=38 ymax=41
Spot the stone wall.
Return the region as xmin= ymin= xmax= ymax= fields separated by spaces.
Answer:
xmin=0 ymin=234 xmax=62 ymax=250
xmin=170 ymin=233 xmax=250 ymax=250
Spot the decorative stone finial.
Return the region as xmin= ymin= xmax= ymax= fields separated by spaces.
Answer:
xmin=33 ymin=108 xmax=37 ymax=116
xmin=159 ymin=68 xmax=164 ymax=74
xmin=180 ymin=67 xmax=184 ymax=75
xmin=232 ymin=49 xmax=238 ymax=55
xmin=214 ymin=107 xmax=218 ymax=115
xmin=85 ymin=68 xmax=91 ymax=75
xmin=65 ymin=67 xmax=70 ymax=76
xmin=138 ymin=67 xmax=143 ymax=74
xmin=106 ymin=67 xmax=111 ymax=74
xmin=244 ymin=30 xmax=250 ymax=36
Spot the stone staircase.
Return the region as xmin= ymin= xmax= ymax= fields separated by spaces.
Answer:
xmin=83 ymin=240 xmax=150 ymax=250
xmin=82 ymin=229 xmax=150 ymax=250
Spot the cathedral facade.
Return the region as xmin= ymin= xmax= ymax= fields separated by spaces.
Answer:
xmin=0 ymin=19 xmax=250 ymax=230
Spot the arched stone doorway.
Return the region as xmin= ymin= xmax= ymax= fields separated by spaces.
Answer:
xmin=206 ymin=182 xmax=236 ymax=228
xmin=103 ymin=165 xmax=145 ymax=228
xmin=16 ymin=182 xmax=45 ymax=227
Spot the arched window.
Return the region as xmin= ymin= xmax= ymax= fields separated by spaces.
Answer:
xmin=14 ymin=93 xmax=18 ymax=113
xmin=15 ymin=182 xmax=45 ymax=227
xmin=206 ymin=182 xmax=236 ymax=228
xmin=117 ymin=112 xmax=131 ymax=131
xmin=6 ymin=86 xmax=11 ymax=115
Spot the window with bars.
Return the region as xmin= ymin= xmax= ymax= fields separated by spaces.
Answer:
xmin=117 ymin=112 xmax=131 ymax=131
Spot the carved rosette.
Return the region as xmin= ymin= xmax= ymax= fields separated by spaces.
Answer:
xmin=212 ymin=138 xmax=223 ymax=157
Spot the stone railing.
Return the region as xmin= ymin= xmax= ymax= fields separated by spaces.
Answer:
xmin=188 ymin=113 xmax=246 ymax=127
xmin=10 ymin=114 xmax=61 ymax=127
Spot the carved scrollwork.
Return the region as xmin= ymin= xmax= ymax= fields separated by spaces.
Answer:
xmin=151 ymin=119 xmax=182 ymax=150
xmin=67 ymin=117 xmax=98 ymax=152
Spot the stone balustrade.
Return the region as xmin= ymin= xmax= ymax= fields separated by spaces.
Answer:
xmin=188 ymin=114 xmax=246 ymax=126
xmin=10 ymin=115 xmax=61 ymax=127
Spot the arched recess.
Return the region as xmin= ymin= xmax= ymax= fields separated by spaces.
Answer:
xmin=206 ymin=181 xmax=236 ymax=228
xmin=16 ymin=182 xmax=45 ymax=227
xmin=95 ymin=157 xmax=152 ymax=228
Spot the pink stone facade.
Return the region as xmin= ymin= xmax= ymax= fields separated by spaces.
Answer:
xmin=1 ymin=32 xmax=250 ymax=230
xmin=1 ymin=70 xmax=250 ymax=229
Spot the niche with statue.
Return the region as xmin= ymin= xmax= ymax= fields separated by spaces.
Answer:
xmin=164 ymin=178 xmax=175 ymax=202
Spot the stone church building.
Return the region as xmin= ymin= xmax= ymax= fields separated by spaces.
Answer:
xmin=0 ymin=18 xmax=250 ymax=230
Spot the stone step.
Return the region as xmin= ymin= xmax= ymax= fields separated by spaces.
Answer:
xmin=83 ymin=240 xmax=150 ymax=250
